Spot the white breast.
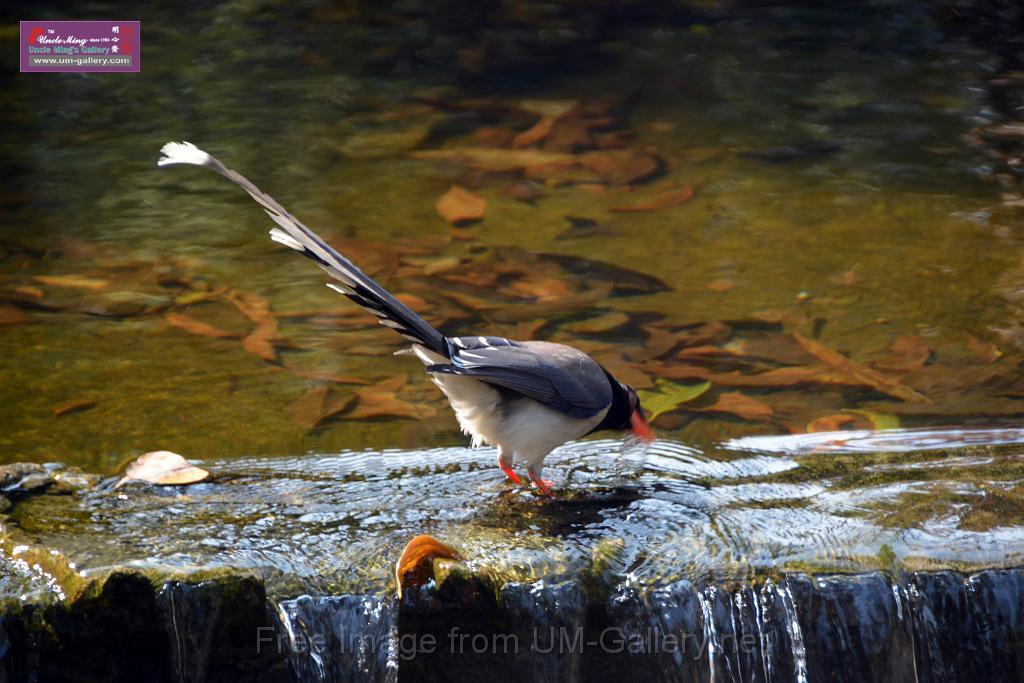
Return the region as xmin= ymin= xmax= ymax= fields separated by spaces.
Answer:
xmin=411 ymin=345 xmax=607 ymax=470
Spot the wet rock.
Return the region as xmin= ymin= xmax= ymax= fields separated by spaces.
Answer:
xmin=0 ymin=463 xmax=51 ymax=495
xmin=0 ymin=570 xmax=289 ymax=682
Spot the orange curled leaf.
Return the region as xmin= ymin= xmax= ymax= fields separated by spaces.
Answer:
xmin=395 ymin=534 xmax=463 ymax=598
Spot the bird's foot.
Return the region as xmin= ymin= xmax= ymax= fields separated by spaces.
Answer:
xmin=499 ymin=462 xmax=523 ymax=484
xmin=530 ymin=477 xmax=555 ymax=497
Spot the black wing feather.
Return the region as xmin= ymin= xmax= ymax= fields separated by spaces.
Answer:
xmin=431 ymin=338 xmax=613 ymax=419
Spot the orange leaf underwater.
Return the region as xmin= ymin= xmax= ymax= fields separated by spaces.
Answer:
xmin=435 ymin=185 xmax=486 ymax=225
xmin=611 ymin=184 xmax=695 ymax=212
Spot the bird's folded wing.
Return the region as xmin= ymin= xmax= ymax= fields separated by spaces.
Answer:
xmin=428 ymin=342 xmax=611 ymax=419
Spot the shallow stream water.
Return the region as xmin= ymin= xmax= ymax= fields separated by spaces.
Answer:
xmin=4 ymin=0 xmax=1024 ymax=639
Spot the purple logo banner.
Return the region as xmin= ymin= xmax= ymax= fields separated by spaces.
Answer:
xmin=20 ymin=20 xmax=140 ymax=73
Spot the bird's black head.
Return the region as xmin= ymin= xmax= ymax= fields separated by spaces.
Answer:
xmin=591 ymin=375 xmax=655 ymax=441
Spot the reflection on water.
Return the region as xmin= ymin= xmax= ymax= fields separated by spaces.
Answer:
xmin=9 ymin=427 xmax=1024 ymax=599
xmin=724 ymin=426 xmax=1024 ymax=454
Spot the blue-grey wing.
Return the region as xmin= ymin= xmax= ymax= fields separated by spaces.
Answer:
xmin=430 ymin=338 xmax=613 ymax=419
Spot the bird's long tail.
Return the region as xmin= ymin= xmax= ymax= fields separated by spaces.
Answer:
xmin=158 ymin=141 xmax=448 ymax=356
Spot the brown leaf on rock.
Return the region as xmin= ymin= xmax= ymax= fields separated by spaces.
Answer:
xmin=395 ymin=534 xmax=463 ymax=598
xmin=350 ymin=378 xmax=437 ymax=420
xmin=611 ymin=184 xmax=695 ymax=212
xmin=165 ymin=312 xmax=240 ymax=339
xmin=117 ymin=451 xmax=209 ymax=487
xmin=871 ymin=335 xmax=931 ymax=373
xmin=52 ymin=399 xmax=96 ymax=417
xmin=0 ymin=305 xmax=29 ymax=324
xmin=33 ymin=274 xmax=109 ymax=291
xmin=793 ymin=333 xmax=929 ymax=403
xmin=693 ymin=392 xmax=774 ymax=421
xmin=513 ymin=116 xmax=556 ymax=148
xmin=242 ymin=318 xmax=280 ymax=362
xmin=287 ymin=384 xmax=357 ymax=431
xmin=436 ymin=186 xmax=486 ymax=225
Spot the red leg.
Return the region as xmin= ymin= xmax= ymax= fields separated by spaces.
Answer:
xmin=497 ymin=450 xmax=522 ymax=484
xmin=527 ymin=465 xmax=555 ymax=497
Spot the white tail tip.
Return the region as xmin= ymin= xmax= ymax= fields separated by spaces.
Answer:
xmin=269 ymin=228 xmax=305 ymax=251
xmin=158 ymin=141 xmax=211 ymax=167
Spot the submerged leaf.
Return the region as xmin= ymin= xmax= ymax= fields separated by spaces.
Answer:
xmin=350 ymin=378 xmax=437 ymax=420
xmin=793 ymin=334 xmax=929 ymax=403
xmin=33 ymin=274 xmax=108 ymax=291
xmin=287 ymin=384 xmax=357 ymax=431
xmin=435 ymin=185 xmax=486 ymax=225
xmin=693 ymin=392 xmax=774 ymax=421
xmin=639 ymin=379 xmax=712 ymax=421
xmin=165 ymin=312 xmax=239 ymax=339
xmin=563 ymin=311 xmax=630 ymax=334
xmin=513 ymin=116 xmax=555 ymax=148
xmin=871 ymin=335 xmax=930 ymax=373
xmin=610 ymin=184 xmax=695 ymax=212
xmin=963 ymin=332 xmax=1002 ymax=363
xmin=411 ymin=147 xmax=575 ymax=172
xmin=52 ymin=399 xmax=96 ymax=417
xmin=242 ymin=318 xmax=280 ymax=362
xmin=0 ymin=306 xmax=29 ymax=325
xmin=118 ymin=451 xmax=209 ymax=487
xmin=807 ymin=414 xmax=857 ymax=433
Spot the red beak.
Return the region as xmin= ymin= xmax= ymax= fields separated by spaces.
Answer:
xmin=630 ymin=410 xmax=655 ymax=442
